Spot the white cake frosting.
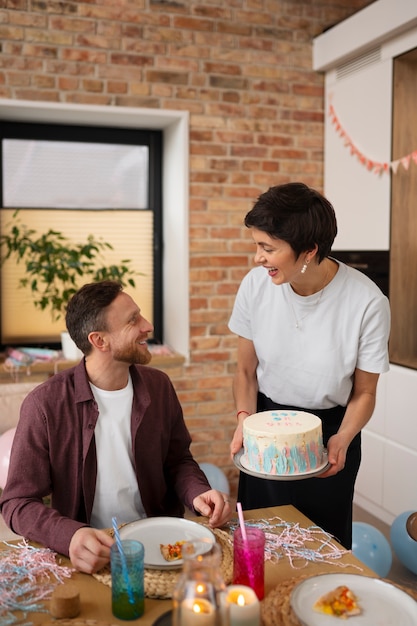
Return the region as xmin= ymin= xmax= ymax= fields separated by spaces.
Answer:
xmin=242 ymin=410 xmax=324 ymax=476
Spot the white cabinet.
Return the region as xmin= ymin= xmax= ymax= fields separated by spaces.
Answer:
xmin=355 ymin=367 xmax=417 ymax=525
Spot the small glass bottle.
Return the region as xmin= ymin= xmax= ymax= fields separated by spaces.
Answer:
xmin=172 ymin=538 xmax=229 ymax=626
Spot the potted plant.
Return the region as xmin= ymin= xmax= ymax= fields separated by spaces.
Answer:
xmin=0 ymin=212 xmax=139 ymax=359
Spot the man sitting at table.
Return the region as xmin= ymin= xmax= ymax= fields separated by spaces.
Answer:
xmin=0 ymin=281 xmax=232 ymax=574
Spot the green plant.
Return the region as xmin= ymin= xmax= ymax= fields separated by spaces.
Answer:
xmin=0 ymin=212 xmax=138 ymax=322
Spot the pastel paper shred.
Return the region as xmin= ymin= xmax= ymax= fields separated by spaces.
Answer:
xmin=0 ymin=539 xmax=75 ymax=625
xmin=228 ymin=516 xmax=362 ymax=571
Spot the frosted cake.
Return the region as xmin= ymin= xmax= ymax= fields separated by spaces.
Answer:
xmin=242 ymin=410 xmax=324 ymax=476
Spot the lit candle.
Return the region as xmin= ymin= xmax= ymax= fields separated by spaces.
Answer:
xmin=227 ymin=585 xmax=260 ymax=626
xmin=180 ymin=597 xmax=216 ymax=626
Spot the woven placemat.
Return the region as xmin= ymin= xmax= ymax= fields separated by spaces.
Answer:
xmin=39 ymin=622 xmax=119 ymax=626
xmin=260 ymin=576 xmax=307 ymax=626
xmin=260 ymin=575 xmax=417 ymax=626
xmin=94 ymin=526 xmax=233 ymax=600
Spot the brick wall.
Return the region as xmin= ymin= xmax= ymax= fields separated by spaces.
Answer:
xmin=0 ymin=0 xmax=374 ymax=497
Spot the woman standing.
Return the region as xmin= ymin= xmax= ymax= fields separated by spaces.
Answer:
xmin=229 ymin=182 xmax=390 ymax=548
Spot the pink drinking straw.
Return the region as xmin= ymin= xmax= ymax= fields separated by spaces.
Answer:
xmin=236 ymin=502 xmax=255 ymax=588
xmin=237 ymin=501 xmax=248 ymax=541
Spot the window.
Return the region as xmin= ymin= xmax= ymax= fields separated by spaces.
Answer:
xmin=0 ymin=100 xmax=190 ymax=359
xmin=0 ymin=120 xmax=163 ymax=349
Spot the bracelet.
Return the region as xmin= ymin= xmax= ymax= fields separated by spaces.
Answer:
xmin=236 ymin=410 xmax=250 ymax=419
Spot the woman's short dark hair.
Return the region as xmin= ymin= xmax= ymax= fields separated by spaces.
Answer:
xmin=65 ymin=280 xmax=123 ymax=355
xmin=244 ymin=182 xmax=338 ymax=262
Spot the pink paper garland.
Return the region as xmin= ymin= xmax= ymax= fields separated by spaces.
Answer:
xmin=328 ymin=103 xmax=417 ymax=175
xmin=0 ymin=539 xmax=75 ymax=625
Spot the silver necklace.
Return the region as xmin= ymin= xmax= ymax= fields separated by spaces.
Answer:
xmin=287 ymin=270 xmax=329 ymax=330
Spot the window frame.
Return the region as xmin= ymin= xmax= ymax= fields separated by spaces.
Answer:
xmin=0 ymin=119 xmax=163 ymax=350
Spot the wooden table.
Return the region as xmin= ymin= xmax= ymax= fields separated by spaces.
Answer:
xmin=2 ymin=505 xmax=377 ymax=625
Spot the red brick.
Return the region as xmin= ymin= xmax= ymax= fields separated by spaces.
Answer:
xmin=173 ymin=16 xmax=214 ymax=32
xmin=111 ymin=53 xmax=153 ymax=67
xmin=58 ymin=76 xmax=79 ymax=90
xmin=0 ymin=25 xmax=24 ymax=40
xmin=49 ymin=16 xmax=97 ymax=34
xmin=107 ymin=80 xmax=128 ymax=94
xmin=33 ymin=74 xmax=55 ymax=88
xmin=26 ymin=28 xmax=72 ymax=45
xmin=61 ymin=48 xmax=106 ymax=63
xmin=65 ymin=93 xmax=111 ymax=105
xmin=7 ymin=72 xmax=30 ymax=86
xmin=14 ymin=88 xmax=59 ymax=100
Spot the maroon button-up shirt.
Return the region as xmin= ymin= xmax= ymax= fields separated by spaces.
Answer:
xmin=0 ymin=360 xmax=210 ymax=556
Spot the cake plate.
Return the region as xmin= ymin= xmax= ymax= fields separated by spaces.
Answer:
xmin=233 ymin=448 xmax=330 ymax=481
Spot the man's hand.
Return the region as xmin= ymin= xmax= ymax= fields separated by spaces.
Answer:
xmin=193 ymin=489 xmax=232 ymax=528
xmin=69 ymin=527 xmax=114 ymax=574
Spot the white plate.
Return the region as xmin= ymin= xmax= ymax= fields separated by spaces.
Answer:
xmin=290 ymin=573 xmax=417 ymax=626
xmin=233 ymin=448 xmax=330 ymax=481
xmin=119 ymin=517 xmax=215 ymax=570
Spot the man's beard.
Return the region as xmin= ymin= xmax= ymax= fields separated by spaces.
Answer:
xmin=113 ymin=344 xmax=152 ymax=365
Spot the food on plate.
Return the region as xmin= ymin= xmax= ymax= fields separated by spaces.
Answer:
xmin=160 ymin=540 xmax=186 ymax=561
xmin=313 ymin=585 xmax=362 ymax=618
xmin=242 ymin=410 xmax=324 ymax=475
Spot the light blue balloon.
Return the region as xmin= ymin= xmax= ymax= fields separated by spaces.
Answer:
xmin=352 ymin=521 xmax=392 ymax=577
xmin=199 ymin=463 xmax=230 ymax=495
xmin=390 ymin=510 xmax=417 ymax=575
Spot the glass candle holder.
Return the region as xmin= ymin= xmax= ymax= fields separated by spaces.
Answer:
xmin=111 ymin=539 xmax=145 ymax=620
xmin=233 ymin=527 xmax=265 ymax=600
xmin=172 ymin=538 xmax=229 ymax=626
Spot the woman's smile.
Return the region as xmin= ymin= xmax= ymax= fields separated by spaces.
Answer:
xmin=266 ymin=266 xmax=279 ymax=277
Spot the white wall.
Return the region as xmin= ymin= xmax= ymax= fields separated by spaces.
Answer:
xmin=323 ymin=58 xmax=391 ymax=250
xmin=314 ymin=0 xmax=417 ymax=524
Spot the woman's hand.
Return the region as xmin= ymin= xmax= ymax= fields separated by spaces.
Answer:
xmin=319 ymin=432 xmax=349 ymax=478
xmin=231 ymin=336 xmax=258 ymax=457
xmin=320 ymin=369 xmax=379 ymax=479
xmin=230 ymin=420 xmax=244 ymax=457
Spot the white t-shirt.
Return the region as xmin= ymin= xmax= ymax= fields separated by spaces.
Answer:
xmin=228 ymin=260 xmax=390 ymax=410
xmin=90 ymin=375 xmax=146 ymax=528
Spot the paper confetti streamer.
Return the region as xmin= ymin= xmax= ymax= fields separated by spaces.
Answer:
xmin=228 ymin=516 xmax=362 ymax=571
xmin=0 ymin=539 xmax=75 ymax=625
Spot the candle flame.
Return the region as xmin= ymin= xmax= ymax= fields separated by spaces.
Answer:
xmin=192 ymin=600 xmax=211 ymax=615
xmin=237 ymin=593 xmax=246 ymax=607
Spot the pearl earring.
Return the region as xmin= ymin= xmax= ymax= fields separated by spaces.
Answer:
xmin=301 ymin=262 xmax=308 ymax=274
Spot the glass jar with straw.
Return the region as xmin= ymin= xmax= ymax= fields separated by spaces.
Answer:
xmin=233 ymin=503 xmax=265 ymax=600
xmin=111 ymin=516 xmax=145 ymax=620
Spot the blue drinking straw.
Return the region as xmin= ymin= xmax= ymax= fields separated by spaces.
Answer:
xmin=112 ymin=516 xmax=135 ymax=605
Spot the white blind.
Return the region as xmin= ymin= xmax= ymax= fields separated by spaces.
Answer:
xmin=3 ymin=139 xmax=149 ymax=209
